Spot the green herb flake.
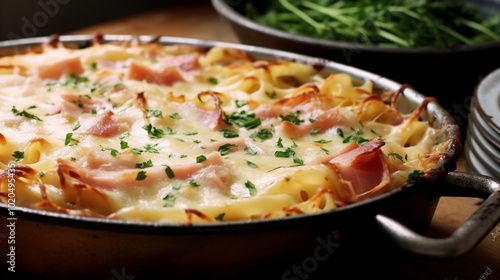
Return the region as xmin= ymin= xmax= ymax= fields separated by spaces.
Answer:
xmin=144 ymin=143 xmax=160 ymax=153
xmin=292 ymin=158 xmax=304 ymax=166
xmin=89 ymin=62 xmax=97 ymax=71
xmin=244 ymin=180 xmax=257 ymax=196
xmin=120 ymin=140 xmax=129 ymax=149
xmin=388 ymin=152 xmax=404 ymax=162
xmin=11 ymin=106 xmax=42 ymax=121
xmin=135 ymin=159 xmax=154 ymax=169
xmin=221 ymin=128 xmax=239 ymax=138
xmin=265 ymin=91 xmax=277 ymax=99
xmin=147 ymin=109 xmax=163 ymax=118
xmin=164 ymin=165 xmax=175 ymax=179
xmin=275 ymin=147 xmax=295 ymax=158
xmin=169 ymin=112 xmax=181 ymax=120
xmin=189 ymin=179 xmax=200 ymax=187
xmin=343 ymin=135 xmax=369 ymax=145
xmin=280 ymin=113 xmax=304 ymax=125
xmin=163 ymin=193 xmax=176 ymax=201
xmin=72 ymin=120 xmax=81 ymax=131
xmin=336 ymin=128 xmax=344 ymax=138
xmin=407 ymin=170 xmax=425 ymax=184
xmin=246 ymin=160 xmax=258 ymax=168
xmin=215 ymin=213 xmax=225 ymax=221
xmin=250 ymin=129 xmax=273 ymax=142
xmin=196 ymin=155 xmax=207 ymax=163
xmin=244 ymin=147 xmax=258 ymax=155
xmin=74 ymin=99 xmax=84 ymax=108
xmin=226 ymin=111 xmax=261 ymax=130
xmin=131 ymin=148 xmax=143 ymax=155
xmin=142 ymin=124 xmax=165 ymax=138
xmin=208 ymin=76 xmax=218 ymax=85
xmin=136 ymin=170 xmax=147 ymax=181
xmin=218 ymin=143 xmax=237 ymax=156
xmin=309 ymin=129 xmax=320 ymax=136
xmin=183 ymin=131 xmax=198 ymax=136
xmin=277 ymin=137 xmax=284 ymax=148
xmin=12 ymin=151 xmax=24 ymax=162
xmin=235 ymin=100 xmax=246 ymax=108
xmin=64 ymin=133 xmax=79 ymax=146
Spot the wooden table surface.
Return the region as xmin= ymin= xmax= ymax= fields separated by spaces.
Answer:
xmin=69 ymin=1 xmax=500 ymax=279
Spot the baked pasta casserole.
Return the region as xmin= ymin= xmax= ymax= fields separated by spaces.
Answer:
xmin=0 ymin=35 xmax=451 ymax=224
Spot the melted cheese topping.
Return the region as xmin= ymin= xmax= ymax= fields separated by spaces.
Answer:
xmin=0 ymin=39 xmax=449 ymax=224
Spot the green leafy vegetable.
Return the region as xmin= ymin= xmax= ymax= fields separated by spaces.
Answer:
xmin=246 ymin=0 xmax=500 ymax=47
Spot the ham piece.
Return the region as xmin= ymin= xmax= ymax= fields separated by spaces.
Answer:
xmin=323 ymin=138 xmax=391 ymax=203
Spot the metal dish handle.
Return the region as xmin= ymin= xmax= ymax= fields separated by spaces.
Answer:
xmin=376 ymin=171 xmax=500 ymax=258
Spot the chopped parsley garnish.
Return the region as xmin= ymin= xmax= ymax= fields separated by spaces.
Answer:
xmin=11 ymin=106 xmax=42 ymax=121
xmin=275 ymin=147 xmax=296 ymax=158
xmin=244 ymin=180 xmax=257 ymax=196
xmin=221 ymin=128 xmax=239 ymax=138
xmin=342 ymin=135 xmax=369 ymax=145
xmin=164 ymin=165 xmax=175 ymax=178
xmin=101 ymin=146 xmax=120 ymax=157
xmin=131 ymin=148 xmax=143 ymax=155
xmin=277 ymin=137 xmax=284 ymax=148
xmin=336 ymin=128 xmax=345 ymax=138
xmin=72 ymin=120 xmax=81 ymax=131
xmin=64 ymin=133 xmax=79 ymax=146
xmin=226 ymin=111 xmax=261 ymax=129
xmin=169 ymin=112 xmax=181 ymax=120
xmin=292 ymin=158 xmax=304 ymax=166
xmin=207 ymin=76 xmax=218 ymax=84
xmin=280 ymin=113 xmax=304 ymax=125
xmin=147 ymin=109 xmax=163 ymax=118
xmin=265 ymin=91 xmax=277 ymax=99
xmin=353 ymin=122 xmax=364 ymax=135
xmin=189 ymin=179 xmax=200 ymax=187
xmin=407 ymin=170 xmax=425 ymax=184
xmin=250 ymin=129 xmax=273 ymax=142
xmin=89 ymin=62 xmax=97 ymax=71
xmin=135 ymin=159 xmax=153 ymax=169
xmin=38 ymin=171 xmax=45 ymax=178
xmin=244 ymin=147 xmax=258 ymax=155
xmin=309 ymin=129 xmax=320 ymax=136
xmin=144 ymin=143 xmax=160 ymax=153
xmin=163 ymin=193 xmax=176 ymax=202
xmin=136 ymin=171 xmax=147 ymax=181
xmin=215 ymin=213 xmax=225 ymax=221
xmin=12 ymin=151 xmax=24 ymax=161
xmin=246 ymin=160 xmax=258 ymax=168
xmin=142 ymin=124 xmax=165 ymax=138
xmin=196 ymin=155 xmax=207 ymax=163
xmin=120 ymin=140 xmax=129 ymax=149
xmin=74 ymin=99 xmax=84 ymax=108
xmin=388 ymin=152 xmax=404 ymax=162
xmin=183 ymin=131 xmax=198 ymax=136
xmin=314 ymin=139 xmax=332 ymax=144
xmin=235 ymin=100 xmax=246 ymax=108
xmin=218 ymin=143 xmax=237 ymax=156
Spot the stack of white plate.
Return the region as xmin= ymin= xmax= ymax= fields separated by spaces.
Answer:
xmin=464 ymin=68 xmax=500 ymax=179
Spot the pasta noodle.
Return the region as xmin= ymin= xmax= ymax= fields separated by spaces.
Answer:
xmin=0 ymin=35 xmax=449 ymax=224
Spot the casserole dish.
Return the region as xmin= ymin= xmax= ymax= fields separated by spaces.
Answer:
xmin=0 ymin=34 xmax=499 ymax=280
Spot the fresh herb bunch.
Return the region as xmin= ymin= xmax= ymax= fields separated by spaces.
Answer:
xmin=245 ymin=0 xmax=500 ymax=47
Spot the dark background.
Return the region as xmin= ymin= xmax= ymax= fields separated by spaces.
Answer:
xmin=0 ymin=0 xmax=177 ymax=41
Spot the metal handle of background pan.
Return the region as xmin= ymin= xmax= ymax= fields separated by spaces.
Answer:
xmin=376 ymin=171 xmax=500 ymax=258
